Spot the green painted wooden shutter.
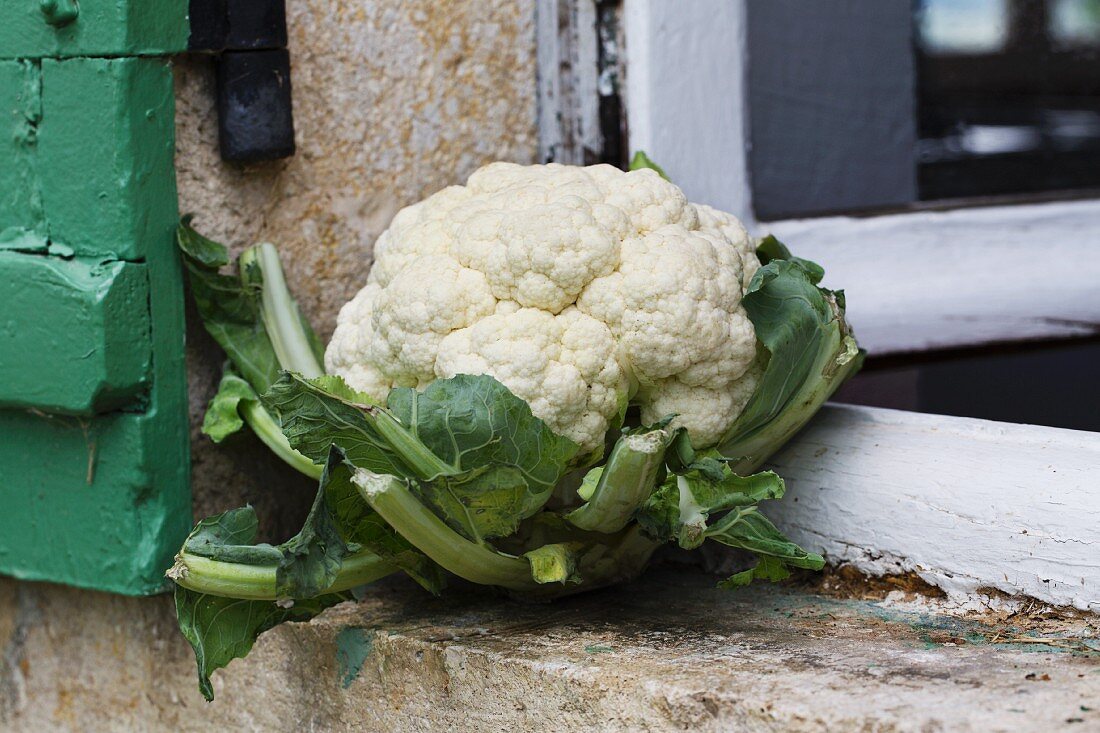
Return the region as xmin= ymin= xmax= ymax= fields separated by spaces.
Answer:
xmin=0 ymin=2 xmax=190 ymax=595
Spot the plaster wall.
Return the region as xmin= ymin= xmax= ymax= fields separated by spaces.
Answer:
xmin=173 ymin=0 xmax=539 ymax=535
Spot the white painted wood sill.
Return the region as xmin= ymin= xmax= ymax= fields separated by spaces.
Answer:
xmin=769 ymin=404 xmax=1100 ymax=612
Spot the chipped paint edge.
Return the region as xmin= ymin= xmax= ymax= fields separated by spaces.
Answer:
xmin=767 ymin=404 xmax=1100 ymax=612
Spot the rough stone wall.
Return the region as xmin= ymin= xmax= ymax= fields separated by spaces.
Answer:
xmin=174 ymin=0 xmax=538 ymax=536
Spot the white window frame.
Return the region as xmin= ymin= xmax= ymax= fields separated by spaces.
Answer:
xmin=537 ymin=0 xmax=1100 ymax=609
xmin=620 ymin=0 xmax=1100 ymax=357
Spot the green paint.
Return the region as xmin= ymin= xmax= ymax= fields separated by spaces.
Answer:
xmin=0 ymin=53 xmax=190 ymax=596
xmin=584 ymin=644 xmax=614 ymax=654
xmin=0 ymin=60 xmax=45 ymax=249
xmin=39 ymin=0 xmax=81 ymax=28
xmin=0 ymin=0 xmax=188 ymax=60
xmin=335 ymin=627 xmax=375 ymax=688
xmin=0 ymin=409 xmax=190 ymax=595
xmin=0 ymin=253 xmax=151 ymax=415
xmin=39 ymin=57 xmax=178 ymax=260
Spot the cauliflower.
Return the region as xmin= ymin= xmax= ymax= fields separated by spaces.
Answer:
xmin=326 ymin=162 xmax=762 ymax=453
xmin=173 ymin=161 xmax=861 ymax=695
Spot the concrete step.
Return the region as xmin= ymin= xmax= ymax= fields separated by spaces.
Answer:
xmin=1 ymin=567 xmax=1097 ymax=732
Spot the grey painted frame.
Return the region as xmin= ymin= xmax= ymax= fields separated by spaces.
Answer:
xmin=745 ymin=0 xmax=918 ymax=220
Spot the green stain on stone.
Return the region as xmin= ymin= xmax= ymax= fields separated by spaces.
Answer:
xmin=336 ymin=628 xmax=375 ymax=689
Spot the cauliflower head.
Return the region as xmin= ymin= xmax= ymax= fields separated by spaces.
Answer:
xmin=326 ymin=162 xmax=762 ymax=454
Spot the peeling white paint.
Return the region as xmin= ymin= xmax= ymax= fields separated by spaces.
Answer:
xmin=768 ymin=404 xmax=1100 ymax=611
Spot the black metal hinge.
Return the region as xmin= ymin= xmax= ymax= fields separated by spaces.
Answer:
xmin=188 ymin=0 xmax=295 ymax=163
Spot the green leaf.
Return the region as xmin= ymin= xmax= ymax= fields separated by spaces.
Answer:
xmin=178 ymin=220 xmax=280 ymax=393
xmin=183 ymin=506 xmax=283 ymax=567
xmin=202 ymin=369 xmax=256 ymax=443
xmin=664 ymin=428 xmax=727 ymax=481
xmin=387 ymin=374 xmax=579 ymax=494
xmin=175 ymin=585 xmax=352 ymax=701
xmin=719 ymin=255 xmax=863 ymax=473
xmin=635 ymin=469 xmax=786 ymax=546
xmin=706 ymin=510 xmax=824 ymax=573
xmin=636 ymin=463 xmax=821 ymax=588
xmin=171 ymin=456 xmax=417 ymax=700
xmin=263 ymin=373 xmax=428 ymax=479
xmin=628 ymin=150 xmax=669 ymax=180
xmin=276 ymin=456 xmax=354 ymax=598
xmin=277 ymin=449 xmax=443 ymax=598
xmin=718 ymin=556 xmax=792 ymax=588
xmin=415 ymin=465 xmax=537 ymax=541
xmin=176 ymin=219 xmax=324 ymax=395
xmin=390 ymin=375 xmax=579 ymax=539
xmin=266 ymin=373 xmax=579 ymax=541
xmin=576 ymin=465 xmax=603 ymax=502
xmin=755 ymin=234 xmax=825 ymax=285
xmin=177 ymin=214 xmax=229 ymax=268
xmin=310 ymin=373 xmax=380 ymax=403
xmin=685 ymin=470 xmax=786 ymax=514
xmin=201 ymin=367 xmax=324 ymax=479
xmin=322 ymin=450 xmax=446 ymax=594
xmin=524 ymin=543 xmax=580 ymax=585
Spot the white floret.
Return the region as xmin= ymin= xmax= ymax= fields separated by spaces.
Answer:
xmin=639 ymin=360 xmax=763 ymax=448
xmin=368 ymin=254 xmax=496 ymax=385
xmin=325 ymin=283 xmax=393 ymax=400
xmin=326 ymin=161 xmax=765 ymax=453
xmin=448 ymin=163 xmax=632 ymax=313
xmin=576 ymin=226 xmax=755 ymax=386
xmin=435 ymin=307 xmax=627 ymax=454
xmin=367 ymin=185 xmax=472 ymax=288
xmin=694 ymin=203 xmax=761 ymax=288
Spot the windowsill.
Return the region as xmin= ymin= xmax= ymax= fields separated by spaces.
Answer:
xmin=2 ymin=566 xmax=1097 ymax=730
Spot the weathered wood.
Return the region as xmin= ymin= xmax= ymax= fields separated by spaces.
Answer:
xmin=768 ymin=404 xmax=1100 ymax=611
xmin=536 ymin=0 xmax=601 ymax=164
xmin=769 ymin=199 xmax=1100 ymax=355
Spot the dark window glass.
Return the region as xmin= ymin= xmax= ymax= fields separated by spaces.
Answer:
xmin=833 ymin=340 xmax=1100 ymax=433
xmin=917 ymin=0 xmax=1100 ymax=200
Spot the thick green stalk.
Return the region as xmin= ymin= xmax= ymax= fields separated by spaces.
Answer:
xmin=241 ymin=243 xmax=325 ymax=379
xmin=169 ymin=550 xmax=396 ymax=601
xmin=239 ymin=398 xmax=323 ymax=480
xmin=565 ymin=428 xmax=673 ymax=533
xmin=352 ymin=470 xmax=540 ymax=590
xmin=526 ymin=525 xmax=663 ymax=600
xmin=365 ymin=406 xmax=455 ymax=479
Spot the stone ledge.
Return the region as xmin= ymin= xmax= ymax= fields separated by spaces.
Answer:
xmin=2 ymin=568 xmax=1098 ymax=732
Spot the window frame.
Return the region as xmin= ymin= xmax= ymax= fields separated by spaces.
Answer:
xmin=609 ymin=0 xmax=1100 ymax=357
